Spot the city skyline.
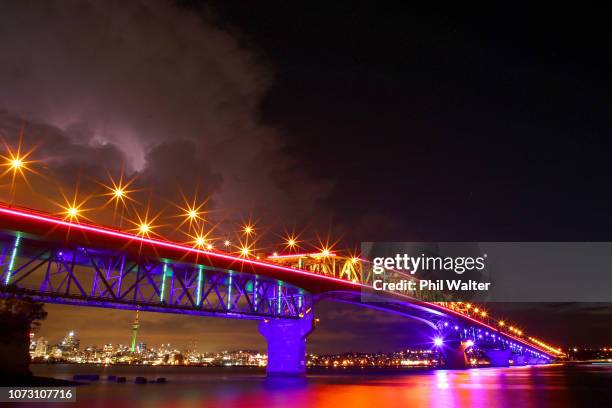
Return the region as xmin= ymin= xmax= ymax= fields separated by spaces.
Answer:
xmin=33 ymin=302 xmax=611 ymax=354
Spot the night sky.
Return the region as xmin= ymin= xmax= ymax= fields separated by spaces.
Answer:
xmin=0 ymin=2 xmax=610 ymax=351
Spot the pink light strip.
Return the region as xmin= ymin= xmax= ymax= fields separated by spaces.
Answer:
xmin=268 ymin=252 xmax=338 ymax=259
xmin=0 ymin=205 xmax=361 ymax=287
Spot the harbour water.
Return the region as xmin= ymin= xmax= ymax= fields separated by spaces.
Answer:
xmin=30 ymin=363 xmax=612 ymax=407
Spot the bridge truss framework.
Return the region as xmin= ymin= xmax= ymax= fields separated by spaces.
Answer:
xmin=0 ymin=234 xmax=311 ymax=320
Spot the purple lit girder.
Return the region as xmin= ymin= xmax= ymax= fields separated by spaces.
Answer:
xmin=0 ymin=235 xmax=311 ymax=320
xmin=317 ymin=290 xmax=552 ymax=362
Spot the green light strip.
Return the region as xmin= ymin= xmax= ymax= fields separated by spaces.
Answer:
xmin=196 ymin=265 xmax=203 ymax=306
xmin=160 ymin=263 xmax=167 ymax=302
xmin=227 ymin=271 xmax=233 ymax=310
xmin=298 ymin=289 xmax=303 ymax=309
xmin=277 ymin=281 xmax=283 ymax=314
xmin=4 ymin=235 xmax=21 ymax=285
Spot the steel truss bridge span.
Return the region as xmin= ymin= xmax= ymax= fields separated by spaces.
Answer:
xmin=0 ymin=205 xmax=559 ymax=374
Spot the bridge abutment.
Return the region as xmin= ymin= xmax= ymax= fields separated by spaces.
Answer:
xmin=259 ymin=313 xmax=314 ymax=376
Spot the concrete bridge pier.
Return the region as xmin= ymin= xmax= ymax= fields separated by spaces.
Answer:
xmin=485 ymin=349 xmax=511 ymax=367
xmin=259 ymin=313 xmax=314 ymax=376
xmin=441 ymin=340 xmax=469 ymax=369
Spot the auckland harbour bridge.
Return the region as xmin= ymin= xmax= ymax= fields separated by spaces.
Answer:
xmin=0 ymin=203 xmax=564 ymax=375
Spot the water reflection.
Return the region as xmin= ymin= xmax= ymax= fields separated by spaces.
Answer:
xmin=30 ymin=363 xmax=612 ymax=408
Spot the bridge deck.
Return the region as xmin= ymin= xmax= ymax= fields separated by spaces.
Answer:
xmin=0 ymin=204 xmax=560 ymax=359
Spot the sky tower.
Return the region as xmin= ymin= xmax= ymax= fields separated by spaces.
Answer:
xmin=130 ymin=310 xmax=139 ymax=353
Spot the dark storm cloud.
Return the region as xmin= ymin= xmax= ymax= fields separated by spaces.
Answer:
xmin=0 ymin=0 xmax=330 ymax=229
xmin=0 ymin=0 xmax=335 ymax=352
xmin=0 ymin=110 xmax=128 ymax=205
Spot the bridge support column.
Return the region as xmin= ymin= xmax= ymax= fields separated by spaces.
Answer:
xmin=485 ymin=349 xmax=511 ymax=367
xmin=259 ymin=313 xmax=314 ymax=376
xmin=441 ymin=340 xmax=469 ymax=369
xmin=512 ymin=353 xmax=526 ymax=366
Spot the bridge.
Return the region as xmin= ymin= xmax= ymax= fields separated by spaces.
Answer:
xmin=0 ymin=203 xmax=564 ymax=375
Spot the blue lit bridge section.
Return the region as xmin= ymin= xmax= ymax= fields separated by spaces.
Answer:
xmin=0 ymin=233 xmax=311 ymax=320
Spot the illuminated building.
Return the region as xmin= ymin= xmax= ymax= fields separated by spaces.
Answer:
xmin=60 ymin=331 xmax=80 ymax=356
xmin=130 ymin=310 xmax=140 ymax=353
xmin=34 ymin=337 xmax=48 ymax=358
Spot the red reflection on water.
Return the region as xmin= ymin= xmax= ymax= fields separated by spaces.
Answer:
xmin=30 ymin=364 xmax=608 ymax=408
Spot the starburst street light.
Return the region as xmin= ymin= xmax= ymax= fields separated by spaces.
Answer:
xmin=138 ymin=223 xmax=151 ymax=235
xmin=173 ymin=190 xmax=209 ymax=232
xmin=67 ymin=206 xmax=79 ymax=218
xmin=283 ymin=232 xmax=302 ymax=251
xmin=55 ymin=188 xmax=91 ymax=223
xmin=315 ymin=235 xmax=339 ymax=258
xmin=1 ymin=138 xmax=40 ymax=191
xmin=242 ymin=223 xmax=255 ymax=236
xmin=179 ymin=204 xmax=204 ymax=226
xmin=113 ymin=187 xmax=125 ymax=199
xmin=195 ymin=235 xmax=206 ymax=247
xmin=130 ymin=208 xmax=162 ymax=238
xmin=100 ymin=171 xmax=138 ymax=208
xmin=235 ymin=237 xmax=257 ymax=258
xmin=10 ymin=157 xmax=22 ymax=169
